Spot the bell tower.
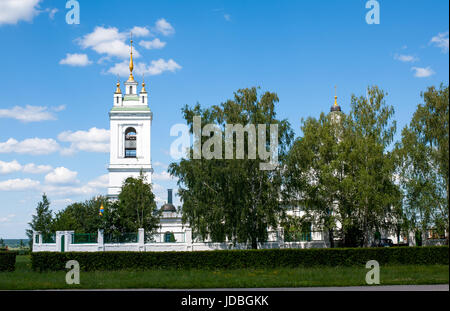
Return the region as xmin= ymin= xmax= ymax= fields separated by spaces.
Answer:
xmin=108 ymin=36 xmax=153 ymax=198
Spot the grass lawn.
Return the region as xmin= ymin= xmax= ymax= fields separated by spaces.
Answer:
xmin=0 ymin=255 xmax=448 ymax=290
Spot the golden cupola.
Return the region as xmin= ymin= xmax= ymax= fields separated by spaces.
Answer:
xmin=330 ymin=85 xmax=341 ymax=112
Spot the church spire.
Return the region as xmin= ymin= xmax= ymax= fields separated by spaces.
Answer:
xmin=115 ymin=77 xmax=122 ymax=94
xmin=330 ymin=85 xmax=341 ymax=112
xmin=141 ymin=75 xmax=147 ymax=93
xmin=334 ymin=85 xmax=338 ymax=106
xmin=128 ymin=33 xmax=134 ymax=81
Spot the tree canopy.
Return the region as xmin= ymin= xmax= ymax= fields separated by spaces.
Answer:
xmin=396 ymin=84 xmax=449 ymax=237
xmin=169 ymin=87 xmax=294 ymax=248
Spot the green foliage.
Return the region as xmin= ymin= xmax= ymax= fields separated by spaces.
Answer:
xmin=4 ymin=255 xmax=449 ymax=289
xmin=52 ymin=196 xmax=110 ymax=233
xmin=285 ymin=86 xmax=402 ymax=247
xmin=169 ymin=87 xmax=294 ymax=248
xmin=26 ymin=194 xmax=54 ymax=250
xmin=24 ymin=174 xmax=160 ymax=242
xmin=115 ymin=172 xmax=160 ymax=236
xmin=30 ymin=246 xmax=449 ymax=272
xmin=396 ymin=84 xmax=449 ymax=235
xmin=0 ymin=251 xmax=17 ymax=272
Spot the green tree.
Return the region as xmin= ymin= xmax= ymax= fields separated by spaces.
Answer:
xmin=52 ymin=196 xmax=110 ymax=233
xmin=169 ymin=87 xmax=294 ymax=249
xmin=284 ymin=111 xmax=345 ymax=247
xmin=0 ymin=238 xmax=4 ymax=248
xmin=26 ymin=194 xmax=54 ymax=249
xmin=285 ymin=86 xmax=401 ymax=247
xmin=344 ymin=86 xmax=402 ymax=247
xmin=396 ymin=84 xmax=449 ymax=238
xmin=115 ymin=172 xmax=160 ymax=238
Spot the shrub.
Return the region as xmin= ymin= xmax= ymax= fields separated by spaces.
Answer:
xmin=0 ymin=251 xmax=17 ymax=272
xmin=30 ymin=246 xmax=449 ymax=272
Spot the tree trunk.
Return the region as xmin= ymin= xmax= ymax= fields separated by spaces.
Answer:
xmin=328 ymin=228 xmax=334 ymax=248
xmin=251 ymin=237 xmax=258 ymax=249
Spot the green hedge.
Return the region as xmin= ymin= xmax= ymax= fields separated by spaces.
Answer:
xmin=31 ymin=246 xmax=449 ymax=272
xmin=0 ymin=251 xmax=17 ymax=272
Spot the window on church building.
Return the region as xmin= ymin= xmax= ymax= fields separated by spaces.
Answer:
xmin=124 ymin=127 xmax=137 ymax=158
xmin=142 ymin=96 xmax=144 ymax=103
xmin=129 ymin=86 xmax=133 ymax=94
xmin=164 ymin=232 xmax=176 ymax=243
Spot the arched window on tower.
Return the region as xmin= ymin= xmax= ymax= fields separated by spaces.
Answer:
xmin=124 ymin=127 xmax=137 ymax=158
xmin=129 ymin=86 xmax=133 ymax=94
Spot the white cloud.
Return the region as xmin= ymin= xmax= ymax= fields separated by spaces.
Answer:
xmin=153 ymin=171 xmax=174 ymax=181
xmin=131 ymin=26 xmax=151 ymax=37
xmin=22 ymin=163 xmax=53 ymax=174
xmin=152 ymin=183 xmax=164 ymax=192
xmin=411 ymin=66 xmax=435 ymax=78
xmin=59 ymin=53 xmax=92 ymax=66
xmin=45 ymin=167 xmax=78 ymax=185
xmin=52 ymin=198 xmax=73 ymax=206
xmin=0 ymin=160 xmax=22 ymax=174
xmin=153 ymin=161 xmax=167 ymax=168
xmin=85 ymin=174 xmax=109 ymax=189
xmin=138 ymin=59 xmax=182 ymax=75
xmin=0 ymin=160 xmax=52 ymax=175
xmin=155 ymin=18 xmax=175 ymax=36
xmin=0 ymin=138 xmax=60 ymax=155
xmin=58 ymin=127 xmax=109 ymax=155
xmin=42 ymin=174 xmax=108 ymax=196
xmin=430 ymin=31 xmax=449 ymax=53
xmin=0 ymin=214 xmax=15 ymax=223
xmin=107 ymin=59 xmax=181 ymax=77
xmin=139 ymin=38 xmax=166 ymax=50
xmin=394 ymin=54 xmax=418 ymax=63
xmin=0 ymin=0 xmax=41 ymax=25
xmin=0 ymin=178 xmax=40 ymax=191
xmin=52 ymin=105 xmax=66 ymax=112
xmin=77 ymin=26 xmax=140 ymax=59
xmin=46 ymin=7 xmax=58 ymax=19
xmin=0 ymin=105 xmax=64 ymax=122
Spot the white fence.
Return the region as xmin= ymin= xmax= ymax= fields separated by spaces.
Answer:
xmin=32 ymin=228 xmax=327 ymax=252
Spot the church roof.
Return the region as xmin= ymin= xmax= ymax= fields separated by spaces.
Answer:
xmin=161 ymin=203 xmax=177 ymax=212
xmin=330 ymin=94 xmax=342 ymax=113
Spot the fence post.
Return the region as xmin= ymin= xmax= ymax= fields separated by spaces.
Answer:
xmin=65 ymin=231 xmax=74 ymax=252
xmin=278 ymin=227 xmax=284 ymax=248
xmin=185 ymin=227 xmax=193 ymax=251
xmin=138 ymin=228 xmax=145 ymax=251
xmin=32 ymin=231 xmax=41 ymax=252
xmin=55 ymin=231 xmax=63 ymax=252
xmin=98 ymin=229 xmax=104 ymax=251
xmin=408 ymin=231 xmax=416 ymax=246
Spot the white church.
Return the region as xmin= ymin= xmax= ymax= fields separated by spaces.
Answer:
xmin=32 ymin=39 xmax=326 ymax=252
xmin=33 ymin=39 xmax=422 ymax=253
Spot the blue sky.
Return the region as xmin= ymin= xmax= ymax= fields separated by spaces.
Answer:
xmin=0 ymin=0 xmax=448 ymax=238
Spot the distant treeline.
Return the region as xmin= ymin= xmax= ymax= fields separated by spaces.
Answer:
xmin=0 ymin=239 xmax=30 ymax=248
